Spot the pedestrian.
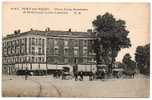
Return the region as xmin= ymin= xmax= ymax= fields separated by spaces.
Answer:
xmin=74 ymin=72 xmax=78 ymax=81
xmin=80 ymin=71 xmax=83 ymax=81
xmin=25 ymin=67 xmax=28 ymax=80
xmin=89 ymin=72 xmax=93 ymax=81
xmin=101 ymin=68 xmax=105 ymax=80
xmin=54 ymin=70 xmax=58 ymax=78
xmin=73 ymin=64 xmax=78 ymax=81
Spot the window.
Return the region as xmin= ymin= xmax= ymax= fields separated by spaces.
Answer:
xmin=88 ymin=58 xmax=91 ymax=63
xmin=54 ymin=48 xmax=59 ymax=55
xmin=74 ymin=48 xmax=78 ymax=56
xmin=2 ymin=43 xmax=4 ymax=47
xmin=20 ymin=58 xmax=22 ymax=63
xmin=42 ymin=39 xmax=45 ymax=54
xmin=36 ymin=38 xmax=38 ymax=45
xmin=39 ymin=57 xmax=41 ymax=62
xmin=21 ymin=47 xmax=24 ymax=54
xmin=32 ymin=38 xmax=35 ymax=45
xmin=22 ymin=38 xmax=25 ymax=44
xmin=17 ymin=57 xmax=19 ymax=63
xmin=64 ymin=40 xmax=68 ymax=46
xmin=90 ymin=40 xmax=93 ymax=45
xmin=21 ymin=57 xmax=23 ymax=62
xmin=39 ymin=38 xmax=41 ymax=45
xmin=83 ymin=49 xmax=87 ymax=57
xmin=7 ymin=41 xmax=10 ymax=47
xmin=16 ymin=39 xmax=19 ymax=46
xmin=83 ymin=40 xmax=87 ymax=47
xmin=32 ymin=47 xmax=35 ymax=54
xmin=32 ymin=57 xmax=35 ymax=62
xmin=12 ymin=40 xmax=15 ymax=54
xmin=10 ymin=41 xmax=13 ymax=54
xmin=54 ymin=58 xmax=59 ymax=64
xmin=74 ymin=40 xmax=79 ymax=47
xmin=83 ymin=58 xmax=87 ymax=64
xmin=64 ymin=48 xmax=68 ymax=56
xmin=64 ymin=58 xmax=68 ymax=64
xmin=29 ymin=38 xmax=31 ymax=53
xmin=54 ymin=39 xmax=58 ymax=46
xmin=38 ymin=48 xmax=41 ymax=55
xmin=42 ymin=58 xmax=44 ymax=62
xmin=24 ymin=38 xmax=26 ymax=44
xmin=24 ymin=57 xmax=26 ymax=62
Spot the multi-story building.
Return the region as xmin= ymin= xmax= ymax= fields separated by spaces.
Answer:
xmin=2 ymin=28 xmax=96 ymax=75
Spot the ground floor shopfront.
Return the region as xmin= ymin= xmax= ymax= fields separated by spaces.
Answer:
xmin=2 ymin=63 xmax=97 ymax=75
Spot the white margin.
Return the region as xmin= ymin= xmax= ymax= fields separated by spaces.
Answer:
xmin=0 ymin=0 xmax=151 ymax=100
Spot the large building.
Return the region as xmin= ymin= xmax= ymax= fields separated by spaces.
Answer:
xmin=2 ymin=28 xmax=97 ymax=75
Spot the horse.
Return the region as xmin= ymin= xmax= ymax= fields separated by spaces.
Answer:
xmin=123 ymin=70 xmax=136 ymax=78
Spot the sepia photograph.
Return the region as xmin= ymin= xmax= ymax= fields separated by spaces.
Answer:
xmin=2 ymin=2 xmax=150 ymax=97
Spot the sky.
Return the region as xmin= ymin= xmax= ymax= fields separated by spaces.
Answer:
xmin=2 ymin=2 xmax=150 ymax=62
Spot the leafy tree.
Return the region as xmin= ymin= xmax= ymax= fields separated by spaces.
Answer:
xmin=122 ymin=53 xmax=132 ymax=65
xmin=92 ymin=12 xmax=131 ymax=73
xmin=135 ymin=44 xmax=150 ymax=75
xmin=122 ymin=53 xmax=136 ymax=71
xmin=116 ymin=62 xmax=127 ymax=69
xmin=118 ymin=63 xmax=127 ymax=69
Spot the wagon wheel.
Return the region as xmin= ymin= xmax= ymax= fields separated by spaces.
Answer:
xmin=117 ymin=71 xmax=123 ymax=78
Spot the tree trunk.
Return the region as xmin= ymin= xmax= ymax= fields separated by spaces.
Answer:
xmin=110 ymin=56 xmax=115 ymax=73
xmin=109 ymin=49 xmax=116 ymax=73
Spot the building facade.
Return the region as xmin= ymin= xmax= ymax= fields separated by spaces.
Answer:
xmin=2 ymin=28 xmax=96 ymax=74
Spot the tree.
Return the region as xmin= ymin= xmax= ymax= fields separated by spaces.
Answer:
xmin=118 ymin=62 xmax=127 ymax=69
xmin=122 ymin=53 xmax=132 ymax=65
xmin=144 ymin=44 xmax=150 ymax=74
xmin=92 ymin=12 xmax=131 ymax=73
xmin=135 ymin=43 xmax=150 ymax=75
xmin=122 ymin=53 xmax=136 ymax=71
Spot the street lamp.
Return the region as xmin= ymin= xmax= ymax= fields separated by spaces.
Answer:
xmin=46 ymin=56 xmax=48 ymax=76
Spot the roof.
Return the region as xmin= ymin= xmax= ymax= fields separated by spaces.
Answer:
xmin=3 ymin=29 xmax=96 ymax=40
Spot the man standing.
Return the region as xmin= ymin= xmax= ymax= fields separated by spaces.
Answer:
xmin=73 ymin=64 xmax=78 ymax=81
xmin=25 ymin=67 xmax=28 ymax=80
xmin=80 ymin=71 xmax=83 ymax=81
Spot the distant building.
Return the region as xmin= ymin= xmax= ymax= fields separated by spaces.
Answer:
xmin=2 ymin=28 xmax=96 ymax=75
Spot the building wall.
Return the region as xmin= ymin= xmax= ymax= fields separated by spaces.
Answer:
xmin=2 ymin=33 xmax=47 ymax=74
xmin=3 ymin=36 xmax=46 ymax=64
xmin=2 ymin=29 xmax=96 ymax=74
xmin=46 ymin=37 xmax=96 ymax=65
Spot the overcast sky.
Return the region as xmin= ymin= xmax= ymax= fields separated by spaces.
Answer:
xmin=2 ymin=2 xmax=150 ymax=62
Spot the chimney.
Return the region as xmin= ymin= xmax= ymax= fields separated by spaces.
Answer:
xmin=45 ymin=27 xmax=50 ymax=31
xmin=68 ymin=28 xmax=71 ymax=32
xmin=30 ymin=28 xmax=33 ymax=31
xmin=14 ymin=30 xmax=17 ymax=34
xmin=14 ymin=29 xmax=21 ymax=34
xmin=87 ymin=29 xmax=92 ymax=33
xmin=17 ymin=29 xmax=20 ymax=33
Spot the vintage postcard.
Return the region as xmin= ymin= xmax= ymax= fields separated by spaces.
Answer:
xmin=2 ymin=2 xmax=150 ymax=97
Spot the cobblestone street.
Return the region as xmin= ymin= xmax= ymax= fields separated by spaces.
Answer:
xmin=2 ymin=74 xmax=150 ymax=97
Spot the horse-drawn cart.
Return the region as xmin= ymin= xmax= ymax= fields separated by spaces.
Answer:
xmin=112 ymin=68 xmax=124 ymax=78
xmin=95 ymin=64 xmax=108 ymax=80
xmin=61 ymin=67 xmax=73 ymax=80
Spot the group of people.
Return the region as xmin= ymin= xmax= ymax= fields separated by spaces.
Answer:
xmin=23 ymin=65 xmax=107 ymax=81
xmin=73 ymin=71 xmax=84 ymax=81
xmin=72 ymin=65 xmax=106 ymax=81
xmin=52 ymin=70 xmax=97 ymax=81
